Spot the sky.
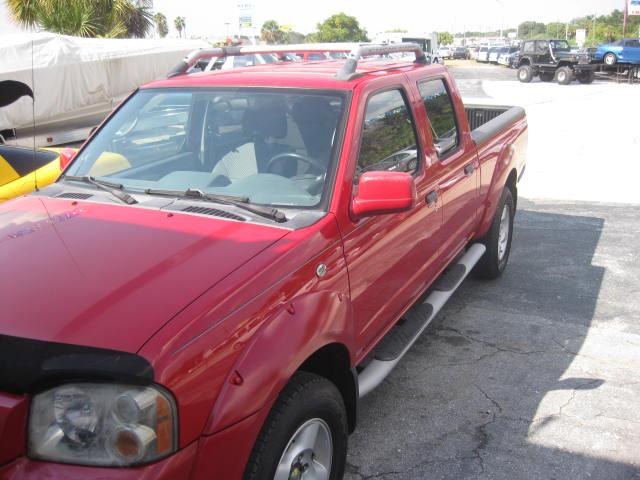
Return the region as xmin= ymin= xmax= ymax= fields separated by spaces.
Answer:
xmin=0 ymin=0 xmax=628 ymax=38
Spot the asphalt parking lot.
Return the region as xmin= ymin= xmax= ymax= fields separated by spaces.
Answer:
xmin=346 ymin=61 xmax=640 ymax=479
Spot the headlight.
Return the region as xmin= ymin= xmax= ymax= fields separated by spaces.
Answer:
xmin=29 ymin=383 xmax=177 ymax=466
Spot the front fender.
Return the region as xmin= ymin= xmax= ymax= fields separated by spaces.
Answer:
xmin=204 ymin=289 xmax=354 ymax=434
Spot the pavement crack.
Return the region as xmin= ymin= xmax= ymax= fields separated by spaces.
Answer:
xmin=437 ymin=326 xmax=547 ymax=356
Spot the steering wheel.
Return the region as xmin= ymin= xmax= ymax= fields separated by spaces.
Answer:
xmin=266 ymin=152 xmax=326 ymax=175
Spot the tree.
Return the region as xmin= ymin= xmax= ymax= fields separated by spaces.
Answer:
xmin=154 ymin=12 xmax=168 ymax=38
xmin=261 ymin=20 xmax=287 ymax=44
xmin=437 ymin=32 xmax=453 ymax=46
xmin=286 ymin=31 xmax=306 ymax=44
xmin=6 ymin=0 xmax=153 ymax=38
xmin=518 ymin=21 xmax=546 ymax=38
xmin=174 ymin=16 xmax=186 ymax=38
xmin=313 ymin=13 xmax=368 ymax=42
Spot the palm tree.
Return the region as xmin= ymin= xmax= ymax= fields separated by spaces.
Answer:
xmin=6 ymin=0 xmax=153 ymax=38
xmin=261 ymin=20 xmax=287 ymax=44
xmin=154 ymin=12 xmax=168 ymax=38
xmin=174 ymin=16 xmax=186 ymax=38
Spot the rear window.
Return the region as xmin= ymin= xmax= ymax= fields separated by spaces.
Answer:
xmin=418 ymin=79 xmax=459 ymax=158
xmin=0 ymin=145 xmax=57 ymax=178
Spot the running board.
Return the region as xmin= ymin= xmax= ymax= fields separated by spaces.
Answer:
xmin=357 ymin=243 xmax=486 ymax=398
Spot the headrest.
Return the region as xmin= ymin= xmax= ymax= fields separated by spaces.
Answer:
xmin=242 ymin=100 xmax=288 ymax=139
xmin=292 ymin=96 xmax=335 ymax=124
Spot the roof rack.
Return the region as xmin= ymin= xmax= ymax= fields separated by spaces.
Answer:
xmin=166 ymin=42 xmax=429 ymax=79
xmin=334 ymin=43 xmax=429 ymax=81
xmin=167 ymin=47 xmax=239 ymax=78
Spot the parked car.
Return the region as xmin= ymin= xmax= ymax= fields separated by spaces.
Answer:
xmin=498 ymin=46 xmax=520 ymax=68
xmin=516 ymin=39 xmax=598 ymax=85
xmin=595 ymin=38 xmax=640 ymax=66
xmin=438 ymin=46 xmax=453 ymax=59
xmin=0 ymin=145 xmax=77 ymax=202
xmin=0 ymin=43 xmax=527 ymax=479
xmin=452 ymin=47 xmax=470 ymax=59
xmin=476 ymin=45 xmax=490 ymax=62
xmin=488 ymin=47 xmax=504 ymax=63
xmin=467 ymin=46 xmax=479 ymax=60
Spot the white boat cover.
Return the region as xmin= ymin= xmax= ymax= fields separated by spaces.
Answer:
xmin=0 ymin=33 xmax=208 ymax=132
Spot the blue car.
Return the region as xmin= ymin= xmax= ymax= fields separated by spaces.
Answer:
xmin=595 ymin=38 xmax=640 ymax=66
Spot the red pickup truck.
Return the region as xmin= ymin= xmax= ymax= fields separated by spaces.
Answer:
xmin=0 ymin=44 xmax=526 ymax=479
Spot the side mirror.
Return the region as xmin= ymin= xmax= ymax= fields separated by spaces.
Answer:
xmin=351 ymin=171 xmax=417 ymax=218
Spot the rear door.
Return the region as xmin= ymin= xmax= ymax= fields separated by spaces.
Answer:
xmin=339 ymin=82 xmax=443 ymax=353
xmin=416 ymin=76 xmax=480 ymax=265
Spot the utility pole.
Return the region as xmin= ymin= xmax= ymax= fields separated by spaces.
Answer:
xmin=623 ymin=0 xmax=628 ymax=38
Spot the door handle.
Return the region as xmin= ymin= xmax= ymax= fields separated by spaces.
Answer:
xmin=464 ymin=163 xmax=475 ymax=176
xmin=426 ymin=190 xmax=438 ymax=206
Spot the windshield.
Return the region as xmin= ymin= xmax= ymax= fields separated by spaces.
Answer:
xmin=66 ymin=88 xmax=347 ymax=208
xmin=550 ymin=40 xmax=571 ymax=52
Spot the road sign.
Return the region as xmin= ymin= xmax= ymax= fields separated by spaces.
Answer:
xmin=630 ymin=0 xmax=640 ymax=16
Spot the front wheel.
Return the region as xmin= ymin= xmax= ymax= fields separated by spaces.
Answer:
xmin=474 ymin=187 xmax=515 ymax=280
xmin=518 ymin=65 xmax=533 ymax=83
xmin=243 ymin=372 xmax=348 ymax=480
xmin=604 ymin=53 xmax=617 ymax=66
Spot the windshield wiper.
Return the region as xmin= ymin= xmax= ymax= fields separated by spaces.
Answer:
xmin=145 ymin=188 xmax=287 ymax=223
xmin=63 ymin=175 xmax=138 ymax=205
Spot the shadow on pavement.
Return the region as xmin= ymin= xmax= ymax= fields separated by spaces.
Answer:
xmin=345 ymin=200 xmax=640 ymax=479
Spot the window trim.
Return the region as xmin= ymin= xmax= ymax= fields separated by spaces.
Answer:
xmin=417 ymin=76 xmax=461 ymax=161
xmin=354 ymin=85 xmax=422 ymax=181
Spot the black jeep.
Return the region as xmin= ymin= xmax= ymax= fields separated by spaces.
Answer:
xmin=516 ymin=39 xmax=598 ymax=85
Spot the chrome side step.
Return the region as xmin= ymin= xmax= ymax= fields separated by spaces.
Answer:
xmin=357 ymin=243 xmax=486 ymax=398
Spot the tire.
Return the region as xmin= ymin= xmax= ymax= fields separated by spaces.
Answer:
xmin=555 ymin=66 xmax=573 ymax=85
xmin=517 ymin=65 xmax=533 ymax=83
xmin=604 ymin=53 xmax=617 ymax=66
xmin=539 ymin=71 xmax=554 ymax=82
xmin=578 ymin=70 xmax=595 ymax=84
xmin=474 ymin=187 xmax=515 ymax=280
xmin=243 ymin=372 xmax=348 ymax=480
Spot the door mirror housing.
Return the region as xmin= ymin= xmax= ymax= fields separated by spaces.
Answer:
xmin=351 ymin=171 xmax=417 ymax=218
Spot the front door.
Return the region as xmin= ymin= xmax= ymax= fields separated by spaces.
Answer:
xmin=340 ymin=86 xmax=443 ymax=354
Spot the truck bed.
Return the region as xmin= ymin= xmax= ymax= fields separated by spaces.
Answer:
xmin=465 ymin=105 xmax=526 ymax=145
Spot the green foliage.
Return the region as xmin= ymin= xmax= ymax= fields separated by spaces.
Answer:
xmin=515 ymin=10 xmax=640 ymax=46
xmin=518 ymin=21 xmax=546 ymax=38
xmin=6 ymin=0 xmax=153 ymax=38
xmin=261 ymin=20 xmax=288 ymax=44
xmin=174 ymin=16 xmax=185 ymax=38
xmin=312 ymin=13 xmax=368 ymax=43
xmin=154 ymin=12 xmax=168 ymax=38
xmin=286 ymin=31 xmax=306 ymax=44
xmin=388 ymin=28 xmax=408 ymax=33
xmin=437 ymin=32 xmax=453 ymax=45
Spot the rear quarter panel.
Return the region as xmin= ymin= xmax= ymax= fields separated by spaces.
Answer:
xmin=474 ymin=115 xmax=528 ymax=239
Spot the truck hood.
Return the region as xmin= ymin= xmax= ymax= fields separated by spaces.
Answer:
xmin=0 ymin=196 xmax=289 ymax=353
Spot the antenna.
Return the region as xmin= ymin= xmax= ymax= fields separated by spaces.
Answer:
xmin=31 ymin=35 xmax=37 ymax=193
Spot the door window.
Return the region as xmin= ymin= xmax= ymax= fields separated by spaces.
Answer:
xmin=523 ymin=42 xmax=535 ymax=53
xmin=418 ymin=79 xmax=459 ymax=158
xmin=357 ymin=89 xmax=419 ymax=175
xmin=536 ymin=41 xmax=550 ymax=53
